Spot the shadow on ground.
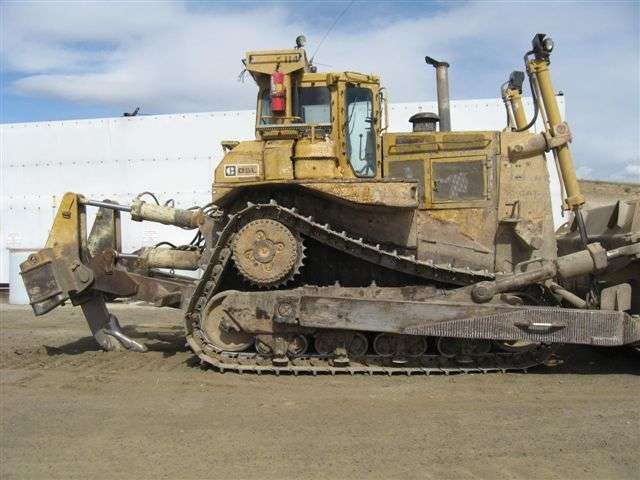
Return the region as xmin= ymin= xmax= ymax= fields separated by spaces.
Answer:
xmin=45 ymin=329 xmax=640 ymax=375
xmin=44 ymin=325 xmax=188 ymax=358
xmin=538 ymin=345 xmax=640 ymax=375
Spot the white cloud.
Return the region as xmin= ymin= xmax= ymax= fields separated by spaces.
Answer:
xmin=624 ymin=163 xmax=640 ymax=179
xmin=1 ymin=1 xmax=638 ymax=181
xmin=576 ymin=166 xmax=594 ymax=179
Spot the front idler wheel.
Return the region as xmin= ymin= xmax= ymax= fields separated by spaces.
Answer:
xmin=201 ymin=291 xmax=253 ymax=352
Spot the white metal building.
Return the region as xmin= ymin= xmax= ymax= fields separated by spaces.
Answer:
xmin=0 ymin=97 xmax=564 ymax=286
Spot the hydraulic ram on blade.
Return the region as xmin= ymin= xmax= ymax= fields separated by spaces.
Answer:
xmin=82 ymin=197 xmax=206 ymax=229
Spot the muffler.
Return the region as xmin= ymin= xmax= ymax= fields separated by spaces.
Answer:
xmin=425 ymin=56 xmax=451 ymax=131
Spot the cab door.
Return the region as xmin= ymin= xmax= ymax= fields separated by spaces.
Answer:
xmin=338 ymin=78 xmax=382 ymax=179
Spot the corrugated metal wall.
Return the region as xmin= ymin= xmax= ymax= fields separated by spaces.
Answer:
xmin=0 ymin=97 xmax=564 ymax=283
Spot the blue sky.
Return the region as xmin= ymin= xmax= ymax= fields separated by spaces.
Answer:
xmin=1 ymin=0 xmax=638 ymax=181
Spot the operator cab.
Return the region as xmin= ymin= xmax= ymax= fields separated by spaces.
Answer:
xmin=236 ymin=44 xmax=382 ymax=180
xmin=256 ymin=79 xmax=377 ymax=177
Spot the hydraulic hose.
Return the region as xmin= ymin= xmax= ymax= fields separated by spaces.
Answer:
xmin=515 ymin=51 xmax=540 ymax=132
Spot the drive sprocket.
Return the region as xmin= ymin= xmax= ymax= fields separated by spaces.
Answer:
xmin=231 ymin=218 xmax=304 ymax=287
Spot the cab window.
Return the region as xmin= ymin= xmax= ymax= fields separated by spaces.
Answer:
xmin=259 ymin=89 xmax=273 ymax=125
xmin=345 ymin=86 xmax=376 ymax=177
xmin=260 ymin=86 xmax=331 ymax=125
xmin=295 ymin=86 xmax=331 ymax=124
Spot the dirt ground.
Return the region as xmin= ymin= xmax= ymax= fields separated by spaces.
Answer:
xmin=1 ymin=303 xmax=638 ymax=480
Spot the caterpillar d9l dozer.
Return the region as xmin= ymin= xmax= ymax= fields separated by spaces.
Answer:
xmin=20 ymin=34 xmax=639 ymax=374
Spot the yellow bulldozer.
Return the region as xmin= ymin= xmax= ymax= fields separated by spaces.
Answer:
xmin=20 ymin=34 xmax=639 ymax=374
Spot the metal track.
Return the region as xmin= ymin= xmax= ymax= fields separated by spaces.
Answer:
xmin=186 ymin=337 xmax=556 ymax=375
xmin=185 ymin=201 xmax=556 ymax=374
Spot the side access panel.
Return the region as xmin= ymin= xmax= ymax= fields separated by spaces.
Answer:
xmin=383 ymin=131 xmax=499 ymax=271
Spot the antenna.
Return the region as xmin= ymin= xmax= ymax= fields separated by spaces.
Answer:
xmin=310 ymin=0 xmax=355 ymax=63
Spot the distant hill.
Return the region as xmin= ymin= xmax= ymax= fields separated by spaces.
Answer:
xmin=579 ymin=179 xmax=640 ymax=209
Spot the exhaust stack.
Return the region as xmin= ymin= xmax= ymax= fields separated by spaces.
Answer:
xmin=425 ymin=56 xmax=451 ymax=131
